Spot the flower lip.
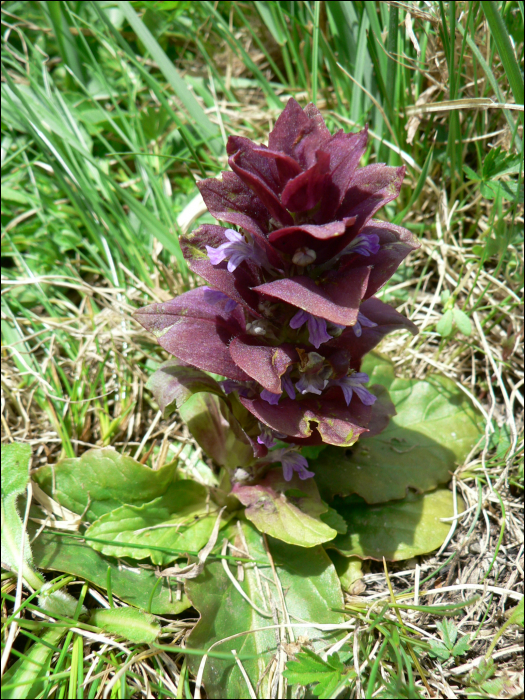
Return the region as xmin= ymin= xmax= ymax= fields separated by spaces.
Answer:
xmin=281 ymin=367 xmax=296 ymax=400
xmin=332 ymin=232 xmax=381 ymax=263
xmin=260 ymin=389 xmax=281 ymax=405
xmin=266 ymin=447 xmax=315 ymax=481
xmin=295 ymin=371 xmax=329 ymax=396
xmin=330 ymin=372 xmax=377 ymax=406
xmin=206 ymin=229 xmax=272 ymax=273
xmin=352 ymin=311 xmax=377 ymax=338
xmin=290 ymin=310 xmax=340 ymax=349
xmin=257 ymin=424 xmax=278 ymax=448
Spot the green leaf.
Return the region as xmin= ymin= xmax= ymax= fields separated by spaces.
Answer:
xmin=146 ymin=359 xmax=227 ymax=416
xmin=179 ymin=392 xmax=255 ymax=470
xmin=1 ymin=625 xmax=66 ymax=700
xmin=32 ymin=447 xmax=178 ymax=521
xmin=89 ymin=607 xmax=160 ymax=644
xmin=301 ymin=444 xmax=328 ymax=460
xmin=233 ymin=469 xmax=337 ymax=547
xmin=256 ymin=2 xmax=287 ymax=46
xmin=438 ymin=618 xmax=458 ymax=648
xmin=482 ymin=147 xmax=522 ymax=179
xmin=327 ymin=552 xmax=364 ymax=592
xmin=320 ymin=506 xmax=348 ymax=534
xmin=481 ymin=179 xmax=523 ymax=203
xmin=453 ymin=309 xmax=473 ymax=336
xmin=379 ymin=678 xmax=424 ymax=699
xmin=452 ymin=634 xmax=471 ymax=657
xmin=185 ymin=520 xmax=345 ymax=699
xmin=327 ymin=489 xmax=463 ymax=561
xmin=38 ymin=582 xmax=87 ymax=619
xmin=470 ymin=659 xmax=496 ymax=686
xmin=506 ymin=597 xmax=524 ymax=629
xmin=441 ymin=289 xmax=452 ymax=305
xmin=428 ymin=642 xmax=452 ymax=661
xmin=28 ymin=521 xmax=190 ymax=615
xmin=116 ymin=184 xmax=188 ymax=271
xmin=463 ymin=164 xmax=481 ymax=181
xmin=1 ymin=442 xmax=43 ymax=589
xmin=479 ymin=678 xmax=506 ymax=696
xmin=284 ymin=648 xmax=352 ymax=698
xmin=437 ymin=309 xmax=454 ymax=337
xmin=85 ymin=481 xmax=221 ymax=565
xmin=312 ymin=357 xmax=483 ymax=503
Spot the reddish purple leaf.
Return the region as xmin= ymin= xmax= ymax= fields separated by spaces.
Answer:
xmin=254 ymin=268 xmax=370 ymax=326
xmin=240 ymin=391 xmax=372 ymax=447
xmin=327 ymin=296 xmax=418 ymax=361
xmin=134 ymin=288 xmax=250 ymax=381
xmin=268 ymin=99 xmax=331 ymax=169
xmin=317 ymin=127 xmax=369 ymax=215
xmin=251 ymin=146 xmax=303 ymax=186
xmin=333 ymin=164 xmax=406 ymax=240
xmin=197 ymin=172 xmax=271 ymax=237
xmin=281 ymin=151 xmax=331 ymax=212
xmin=229 ymin=337 xmax=297 ymax=393
xmin=268 ymin=218 xmax=355 ymax=256
xmin=227 ymin=136 xmax=294 ymax=226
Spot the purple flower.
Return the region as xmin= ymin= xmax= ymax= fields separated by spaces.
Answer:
xmin=220 ymin=379 xmax=254 ymax=397
xmin=344 ymin=233 xmax=381 ymax=257
xmin=260 ymin=389 xmax=281 ymax=405
xmin=290 ymin=310 xmax=333 ymax=348
xmin=257 ymin=425 xmax=277 ymax=448
xmin=206 ymin=229 xmax=269 ymax=272
xmin=296 ymin=373 xmax=327 ymax=395
xmin=295 ymin=356 xmax=331 ymax=395
xmin=330 ymin=372 xmax=377 ymax=406
xmin=281 ymin=450 xmax=315 ymax=481
xmin=281 ymin=368 xmax=296 ymax=400
xmin=353 ymin=312 xmax=378 ymax=338
xmin=266 ymin=447 xmax=314 ymax=480
xmin=318 ymin=233 xmax=381 ymax=272
xmin=203 ymin=286 xmax=238 ymax=312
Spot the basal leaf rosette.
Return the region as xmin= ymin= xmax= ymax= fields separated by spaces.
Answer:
xmin=135 ymin=99 xmax=419 ymax=482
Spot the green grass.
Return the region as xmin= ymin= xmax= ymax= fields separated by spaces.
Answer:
xmin=1 ymin=1 xmax=523 ymax=698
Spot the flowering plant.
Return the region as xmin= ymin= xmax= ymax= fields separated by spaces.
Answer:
xmin=25 ymin=100 xmax=483 ymax=700
xmin=135 ymin=98 xmax=419 ymax=485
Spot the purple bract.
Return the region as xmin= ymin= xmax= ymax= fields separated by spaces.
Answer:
xmin=135 ymin=99 xmax=419 ymax=479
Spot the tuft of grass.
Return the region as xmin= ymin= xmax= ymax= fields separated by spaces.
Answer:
xmin=2 ymin=1 xmax=523 ymax=697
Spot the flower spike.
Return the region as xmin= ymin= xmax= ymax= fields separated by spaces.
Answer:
xmin=135 ymin=98 xmax=419 ymax=477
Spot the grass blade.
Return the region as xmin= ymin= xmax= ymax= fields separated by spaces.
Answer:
xmin=311 ymin=1 xmax=321 ymax=104
xmin=385 ymin=2 xmax=398 ymax=120
xmin=456 ymin=21 xmax=521 ymax=148
xmin=116 ymin=0 xmax=222 ymax=154
xmin=481 ymin=1 xmax=524 ymax=107
xmin=1 ymin=626 xmax=67 ymax=699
